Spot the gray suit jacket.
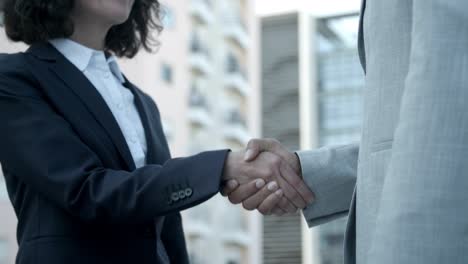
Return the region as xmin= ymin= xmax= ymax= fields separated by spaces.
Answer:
xmin=300 ymin=1 xmax=468 ymax=263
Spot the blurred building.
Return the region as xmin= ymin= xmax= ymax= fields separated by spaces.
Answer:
xmin=0 ymin=1 xmax=261 ymax=263
xmin=260 ymin=12 xmax=362 ymax=264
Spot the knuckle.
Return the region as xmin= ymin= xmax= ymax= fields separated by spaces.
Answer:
xmin=229 ymin=196 xmax=241 ymax=205
xmin=270 ymin=138 xmax=280 ymax=145
xmin=258 ymin=207 xmax=268 ymax=215
xmin=243 ymin=202 xmax=255 ymax=211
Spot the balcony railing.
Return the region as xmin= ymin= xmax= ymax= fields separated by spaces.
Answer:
xmin=223 ymin=14 xmax=250 ymax=49
xmin=190 ymin=0 xmax=214 ymax=24
xmin=224 ymin=110 xmax=250 ymax=144
xmin=225 ymin=53 xmax=249 ymax=96
xmin=190 ymin=33 xmax=213 ymax=75
xmin=188 ymin=87 xmax=213 ymax=127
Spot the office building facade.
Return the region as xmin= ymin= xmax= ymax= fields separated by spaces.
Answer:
xmin=261 ymin=12 xmax=362 ymax=264
xmin=0 ymin=1 xmax=261 ymax=263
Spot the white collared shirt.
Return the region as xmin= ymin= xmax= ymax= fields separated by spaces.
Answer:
xmin=50 ymin=38 xmax=147 ymax=169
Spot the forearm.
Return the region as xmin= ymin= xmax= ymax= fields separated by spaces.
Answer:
xmin=298 ymin=143 xmax=359 ymax=227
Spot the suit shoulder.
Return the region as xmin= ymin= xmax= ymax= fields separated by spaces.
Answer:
xmin=0 ymin=52 xmax=30 ymax=73
xmin=0 ymin=52 xmax=41 ymax=97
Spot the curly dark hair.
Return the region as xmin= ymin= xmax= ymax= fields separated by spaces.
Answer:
xmin=3 ymin=0 xmax=163 ymax=58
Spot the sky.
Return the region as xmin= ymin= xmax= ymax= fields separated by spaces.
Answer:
xmin=255 ymin=0 xmax=362 ymax=16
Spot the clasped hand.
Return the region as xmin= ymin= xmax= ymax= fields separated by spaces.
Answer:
xmin=221 ymin=139 xmax=315 ymax=216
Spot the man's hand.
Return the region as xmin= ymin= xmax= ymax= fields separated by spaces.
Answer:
xmin=222 ymin=151 xmax=308 ymax=214
xmin=221 ymin=140 xmax=315 ymax=215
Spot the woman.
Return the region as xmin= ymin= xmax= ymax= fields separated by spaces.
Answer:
xmin=0 ymin=0 xmax=313 ymax=263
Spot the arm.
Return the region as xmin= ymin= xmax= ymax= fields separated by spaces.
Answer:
xmin=0 ymin=68 xmax=228 ymax=224
xmin=299 ymin=144 xmax=358 ymax=227
xmin=368 ymin=1 xmax=468 ymax=262
xmin=0 ymin=65 xmax=306 ymax=224
xmin=223 ymin=139 xmax=356 ymax=219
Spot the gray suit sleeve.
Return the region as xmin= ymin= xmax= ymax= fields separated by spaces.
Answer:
xmin=298 ymin=144 xmax=359 ymax=227
xmin=368 ymin=1 xmax=468 ymax=263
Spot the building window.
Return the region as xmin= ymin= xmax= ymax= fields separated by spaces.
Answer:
xmin=160 ymin=6 xmax=176 ymax=29
xmin=161 ymin=64 xmax=173 ymax=84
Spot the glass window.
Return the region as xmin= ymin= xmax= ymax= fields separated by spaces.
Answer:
xmin=161 ymin=63 xmax=173 ymax=84
xmin=160 ymin=6 xmax=175 ymax=29
xmin=316 ymin=14 xmax=363 ymax=264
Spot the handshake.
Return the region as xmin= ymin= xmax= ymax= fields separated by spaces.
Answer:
xmin=221 ymin=139 xmax=315 ymax=216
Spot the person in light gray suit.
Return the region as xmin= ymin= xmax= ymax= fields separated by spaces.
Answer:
xmin=223 ymin=0 xmax=468 ymax=263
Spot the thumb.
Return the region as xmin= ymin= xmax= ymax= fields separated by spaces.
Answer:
xmin=244 ymin=140 xmax=262 ymax=161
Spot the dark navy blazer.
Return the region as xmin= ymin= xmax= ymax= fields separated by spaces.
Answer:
xmin=0 ymin=42 xmax=229 ymax=264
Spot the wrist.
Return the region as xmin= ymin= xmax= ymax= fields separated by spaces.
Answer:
xmin=222 ymin=151 xmax=243 ymax=181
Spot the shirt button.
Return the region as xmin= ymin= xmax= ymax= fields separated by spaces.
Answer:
xmin=130 ymin=137 xmax=137 ymax=143
xmin=117 ymin=102 xmax=124 ymax=109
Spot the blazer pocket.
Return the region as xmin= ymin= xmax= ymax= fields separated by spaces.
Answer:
xmin=370 ymin=139 xmax=393 ymax=153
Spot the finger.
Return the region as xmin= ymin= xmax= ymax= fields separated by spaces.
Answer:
xmin=275 ymin=168 xmax=307 ymax=209
xmin=280 ymin=161 xmax=315 ymax=205
xmin=228 ymin=179 xmax=265 ymax=204
xmin=245 ymin=138 xmax=281 ymax=161
xmin=244 ymin=139 xmax=263 ymax=161
xmin=257 ymin=189 xmax=283 ymax=215
xmin=277 ymin=196 xmax=297 ymax=214
xmin=242 ymin=181 xmax=279 ymax=211
xmin=220 ymin=180 xmax=240 ymax=197
xmin=271 ymin=207 xmax=286 ymax=216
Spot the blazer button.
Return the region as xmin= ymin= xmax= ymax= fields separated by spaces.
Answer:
xmin=185 ymin=188 xmax=193 ymax=197
xmin=179 ymin=190 xmax=187 ymax=199
xmin=171 ymin=192 xmax=180 ymax=202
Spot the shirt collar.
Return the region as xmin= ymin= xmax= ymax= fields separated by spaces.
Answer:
xmin=107 ymin=56 xmax=126 ymax=84
xmin=49 ymin=38 xmax=125 ymax=84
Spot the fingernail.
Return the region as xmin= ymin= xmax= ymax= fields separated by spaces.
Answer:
xmin=275 ymin=189 xmax=283 ymax=196
xmin=255 ymin=179 xmax=266 ymax=189
xmin=267 ymin=181 xmax=278 ymax=191
xmin=227 ymin=180 xmax=238 ymax=189
xmin=244 ymin=149 xmax=255 ymax=161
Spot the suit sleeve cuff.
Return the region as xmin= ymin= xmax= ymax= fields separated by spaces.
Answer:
xmin=296 ymin=146 xmax=356 ymax=227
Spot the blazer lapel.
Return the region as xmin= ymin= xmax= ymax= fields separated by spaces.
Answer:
xmin=123 ymin=81 xmax=163 ymax=164
xmin=124 ymin=79 xmax=173 ymax=165
xmin=358 ymin=0 xmax=367 ymax=74
xmin=28 ymin=43 xmax=136 ymax=171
